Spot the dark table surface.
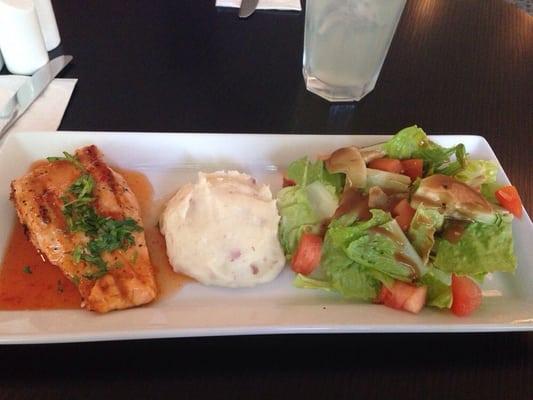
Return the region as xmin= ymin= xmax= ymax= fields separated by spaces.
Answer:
xmin=1 ymin=0 xmax=532 ymax=399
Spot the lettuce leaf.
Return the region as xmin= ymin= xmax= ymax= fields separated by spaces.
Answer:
xmin=343 ymin=229 xmax=416 ymax=282
xmin=326 ymin=209 xmax=392 ymax=243
xmin=424 ymin=143 xmax=466 ymax=176
xmin=383 ymin=125 xmax=430 ymax=159
xmin=298 ymin=210 xmax=426 ymax=301
xmin=383 ymin=125 xmax=466 ymax=174
xmin=366 ymin=168 xmax=411 ymax=193
xmin=480 ymin=182 xmax=501 ymax=204
xmin=454 ymin=160 xmax=498 ymax=188
xmin=294 ymin=267 xmax=381 ymax=301
xmin=433 ymin=214 xmax=516 ymax=274
xmin=305 ymin=181 xmax=339 ymax=221
xmin=407 ymin=206 xmax=444 ymax=264
xmin=467 ymin=163 xmax=503 ymax=205
xmin=278 ymin=157 xmax=344 ymax=258
xmin=287 ymin=157 xmax=345 ymax=193
xmin=277 ymin=186 xmax=322 ymax=257
xmin=420 ymin=267 xmax=452 ymax=308
xmin=307 ymin=210 xmax=393 ymax=300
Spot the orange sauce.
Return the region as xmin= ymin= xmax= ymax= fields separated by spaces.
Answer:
xmin=0 ymin=223 xmax=81 ymax=310
xmin=113 ymin=168 xmax=191 ymax=298
xmin=0 ymin=165 xmax=189 ymax=310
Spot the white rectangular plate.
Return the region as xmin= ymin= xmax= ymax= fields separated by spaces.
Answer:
xmin=0 ymin=131 xmax=531 ymax=344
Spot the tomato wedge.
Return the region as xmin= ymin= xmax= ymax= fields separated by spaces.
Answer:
xmin=291 ymin=233 xmax=322 ymax=275
xmin=451 ymin=274 xmax=482 ymax=317
xmin=377 ymin=281 xmax=427 ymax=314
xmin=495 ymin=185 xmax=523 ymax=218
xmin=378 ymin=281 xmax=416 ymax=310
xmin=392 ymin=199 xmax=416 ymax=231
xmin=368 ymin=158 xmax=403 ymax=174
xmin=403 ymin=286 xmax=427 ymax=314
xmin=282 ymin=176 xmax=296 ymax=188
xmin=400 ymin=159 xmax=423 ymax=180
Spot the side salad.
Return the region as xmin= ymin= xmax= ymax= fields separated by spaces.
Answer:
xmin=277 ymin=126 xmax=523 ymax=316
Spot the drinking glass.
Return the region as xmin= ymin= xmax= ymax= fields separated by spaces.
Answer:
xmin=303 ymin=0 xmax=407 ymax=102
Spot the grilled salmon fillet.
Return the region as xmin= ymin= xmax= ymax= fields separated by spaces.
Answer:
xmin=10 ymin=145 xmax=157 ymax=312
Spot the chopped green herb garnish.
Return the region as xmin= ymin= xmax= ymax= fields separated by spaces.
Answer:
xmin=67 ymin=174 xmax=94 ymax=201
xmin=47 ymin=151 xmax=84 ymax=170
xmin=61 ymin=174 xmax=96 ymax=233
xmin=71 ymin=246 xmax=83 ymax=263
xmin=22 ymin=265 xmax=32 ymax=274
xmin=48 ymin=150 xmax=143 ymax=280
xmin=71 ymin=212 xmax=142 ymax=279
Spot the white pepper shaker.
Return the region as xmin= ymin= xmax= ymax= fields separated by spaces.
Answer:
xmin=33 ymin=0 xmax=61 ymax=50
xmin=0 ymin=0 xmax=49 ymax=75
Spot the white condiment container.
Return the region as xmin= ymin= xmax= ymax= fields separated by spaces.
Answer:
xmin=0 ymin=50 xmax=4 ymax=71
xmin=33 ymin=0 xmax=61 ymax=50
xmin=0 ymin=0 xmax=49 ymax=75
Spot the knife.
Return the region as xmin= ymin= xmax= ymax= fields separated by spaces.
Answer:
xmin=239 ymin=0 xmax=259 ymax=18
xmin=0 ymin=55 xmax=73 ymax=137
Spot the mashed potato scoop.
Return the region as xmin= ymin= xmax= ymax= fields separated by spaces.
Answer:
xmin=159 ymin=171 xmax=286 ymax=288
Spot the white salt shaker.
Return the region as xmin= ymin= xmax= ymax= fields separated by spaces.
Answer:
xmin=33 ymin=0 xmax=61 ymax=50
xmin=0 ymin=0 xmax=49 ymax=75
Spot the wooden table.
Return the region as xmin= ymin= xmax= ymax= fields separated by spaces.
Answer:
xmin=1 ymin=0 xmax=531 ymax=398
